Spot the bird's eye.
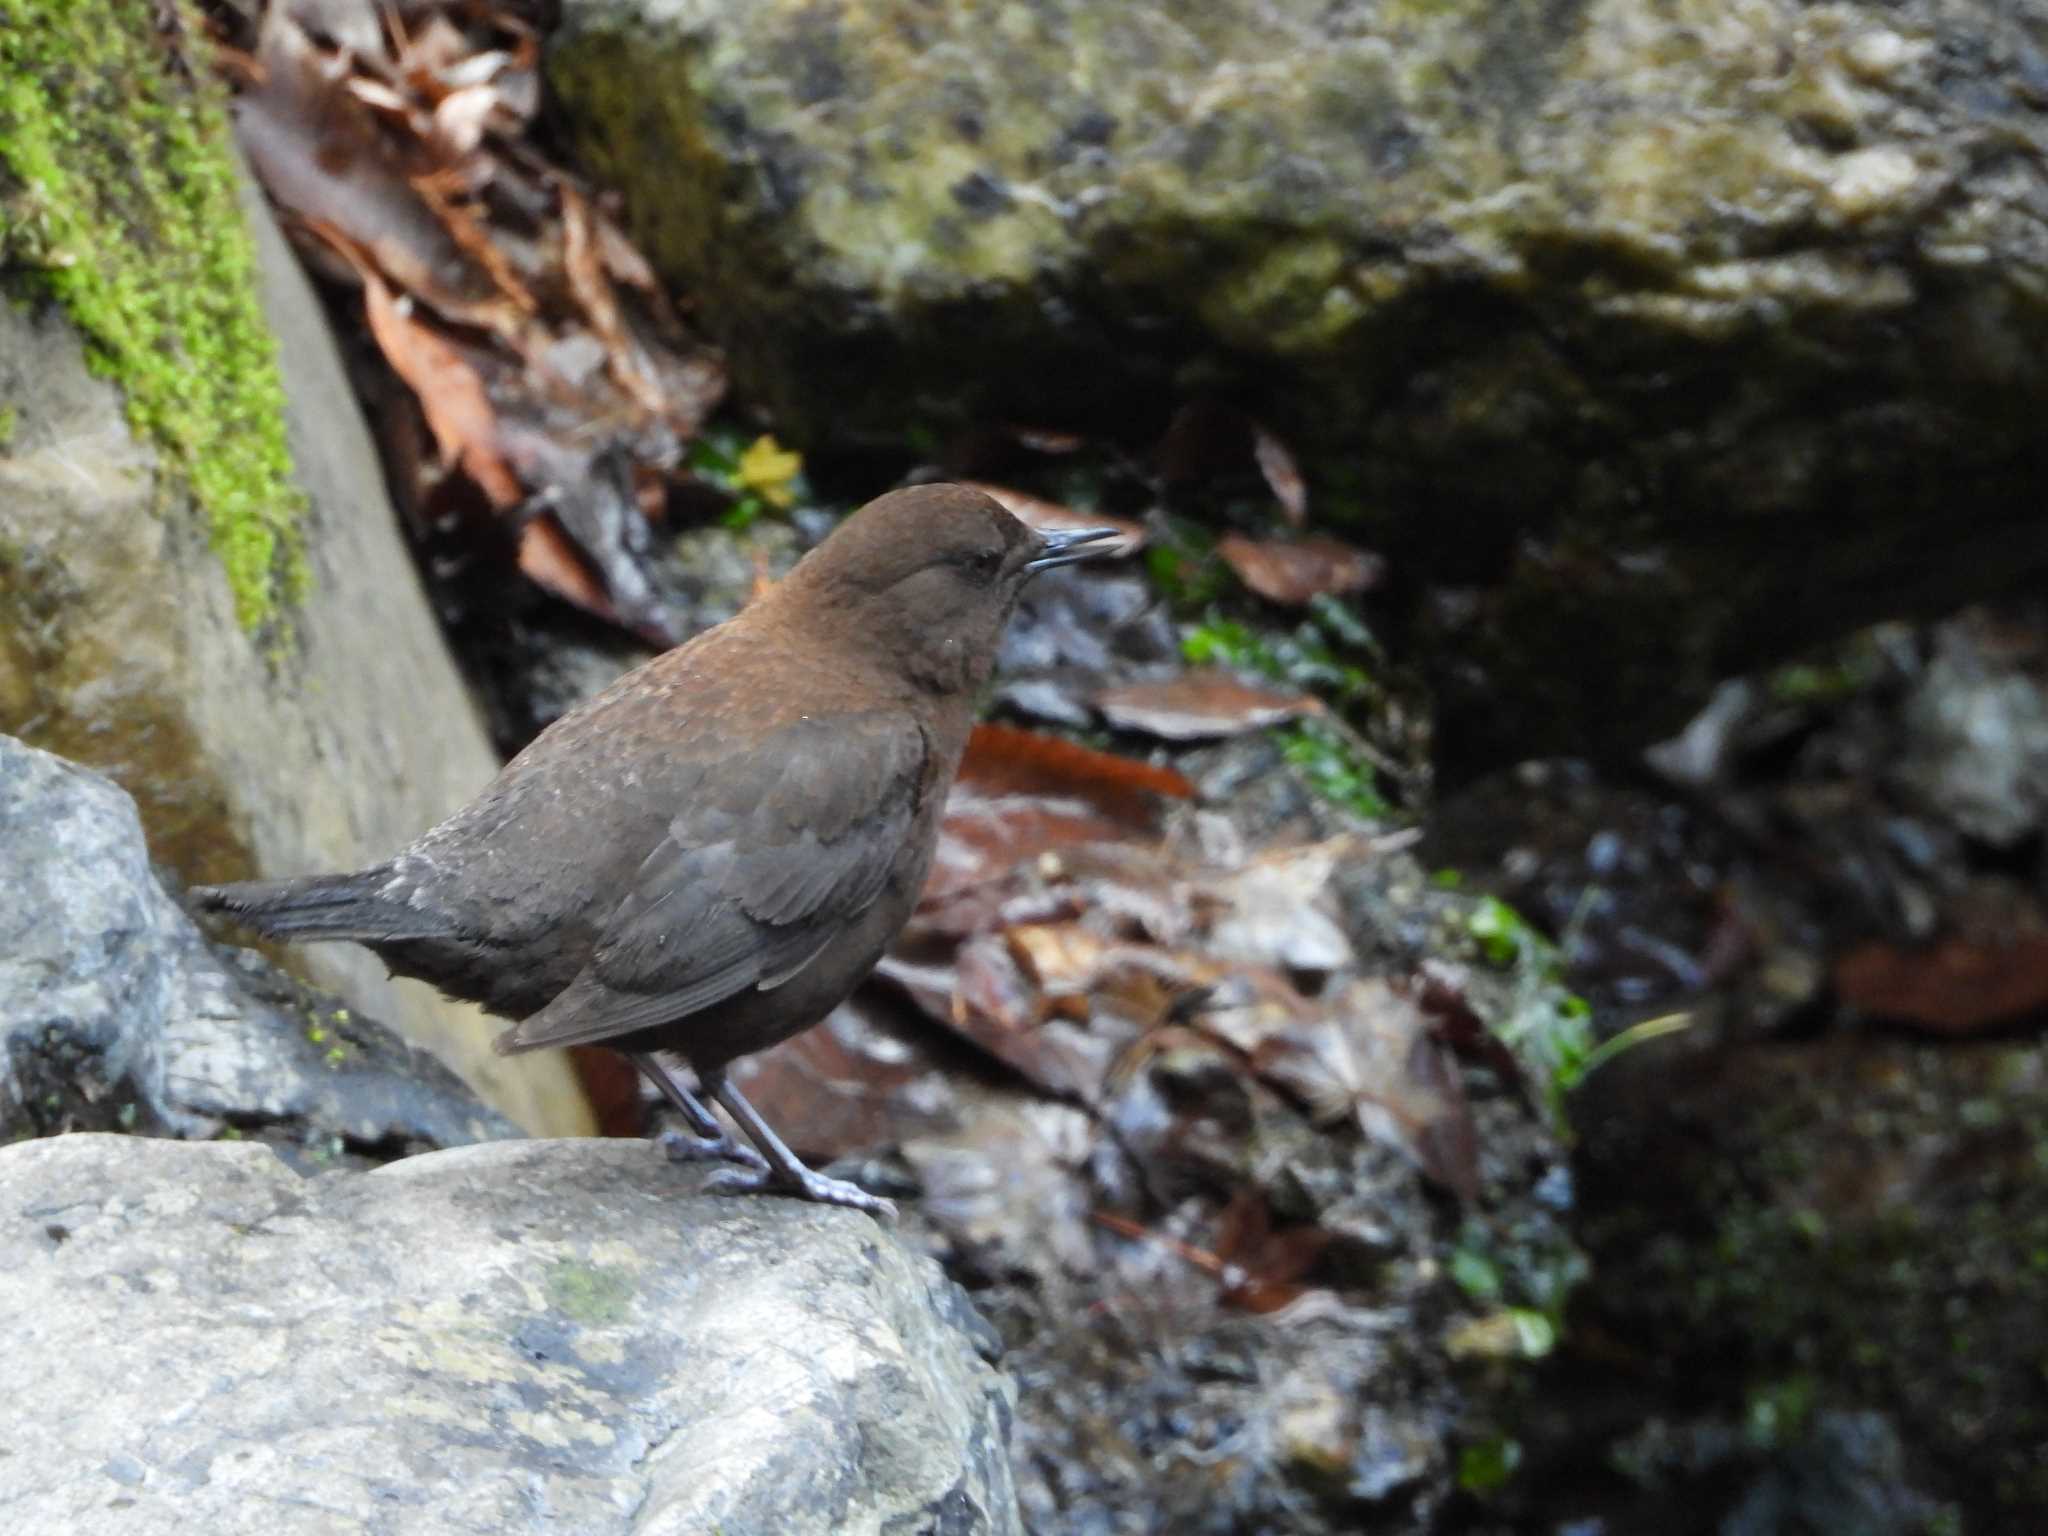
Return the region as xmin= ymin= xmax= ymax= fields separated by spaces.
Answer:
xmin=964 ymin=548 xmax=1002 ymax=580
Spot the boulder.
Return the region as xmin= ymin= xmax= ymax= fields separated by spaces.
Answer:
xmin=0 ymin=733 xmax=516 ymax=1165
xmin=0 ymin=1134 xmax=1020 ymax=1536
xmin=0 ymin=5 xmax=586 ymax=1133
xmin=550 ymin=0 xmax=2048 ymax=765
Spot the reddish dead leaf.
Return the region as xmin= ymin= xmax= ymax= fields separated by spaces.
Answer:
xmin=427 ymin=81 xmax=498 ymax=160
xmin=408 ymin=174 xmax=537 ymax=317
xmin=958 ymin=723 xmax=1192 ymax=815
xmin=1835 ymin=935 xmax=2048 ymax=1035
xmin=1091 ymin=1191 xmax=1332 ymax=1314
xmin=953 ymin=932 xmax=1039 ymax=1034
xmin=922 ymin=726 xmax=1188 ymax=908
xmin=1252 ymin=423 xmax=1308 ymax=526
xmin=890 ymin=930 xmax=1121 ymax=1102
xmin=570 ymin=1046 xmax=645 ymax=1139
xmin=962 ymin=482 xmax=1147 ymax=557
xmin=1174 ymin=964 xmax=1322 ymax=1055
xmin=1095 ymin=672 xmax=1324 ymax=741
xmin=282 ymin=0 xmax=384 ymax=56
xmin=517 ymin=516 xmax=621 ymax=623
xmin=1156 ymin=403 xmax=1308 ymax=523
xmin=347 ymin=248 xmax=524 ymax=507
xmin=594 ymin=211 xmax=660 ymax=290
xmin=1210 ymin=1189 xmax=1335 ymax=1313
xmin=1218 ymin=532 xmax=1385 ymax=606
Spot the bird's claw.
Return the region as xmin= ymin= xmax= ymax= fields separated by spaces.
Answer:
xmin=656 ymin=1127 xmax=771 ymax=1175
xmin=702 ymin=1163 xmax=897 ymax=1222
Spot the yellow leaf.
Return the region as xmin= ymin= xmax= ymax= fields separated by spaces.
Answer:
xmin=736 ymin=434 xmax=803 ymax=508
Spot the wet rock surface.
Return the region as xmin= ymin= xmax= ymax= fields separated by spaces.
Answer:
xmin=1534 ymin=1031 xmax=2043 ymax=1533
xmin=1424 ymin=602 xmax=2048 ymax=1533
xmin=551 ymin=0 xmax=2048 ymax=767
xmin=0 ymin=1134 xmax=1019 ymax=1536
xmin=0 ymin=734 xmax=515 ymax=1166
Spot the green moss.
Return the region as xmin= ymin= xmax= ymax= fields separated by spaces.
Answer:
xmin=0 ymin=402 xmax=16 ymax=447
xmin=1277 ymin=719 xmax=1386 ymax=819
xmin=1456 ymin=1435 xmax=1522 ymax=1494
xmin=545 ymin=1260 xmax=633 ymax=1326
xmin=1181 ymin=598 xmax=1403 ymax=820
xmin=0 ymin=0 xmax=306 ymax=631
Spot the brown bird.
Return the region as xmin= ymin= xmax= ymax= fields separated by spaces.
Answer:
xmin=194 ymin=484 xmax=1121 ymax=1217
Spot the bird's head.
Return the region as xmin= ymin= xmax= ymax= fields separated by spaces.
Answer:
xmin=780 ymin=483 xmax=1123 ymax=696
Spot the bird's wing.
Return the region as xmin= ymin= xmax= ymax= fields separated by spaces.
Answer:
xmin=494 ymin=710 xmax=928 ymax=1053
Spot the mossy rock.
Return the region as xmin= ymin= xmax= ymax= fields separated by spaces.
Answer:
xmin=550 ymin=0 xmax=2048 ymax=767
xmin=0 ymin=0 xmax=304 ymax=630
xmin=0 ymin=0 xmax=591 ymax=1137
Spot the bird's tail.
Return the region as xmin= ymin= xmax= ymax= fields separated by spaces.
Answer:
xmin=189 ymin=869 xmax=446 ymax=943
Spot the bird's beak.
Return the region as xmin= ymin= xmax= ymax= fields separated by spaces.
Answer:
xmin=1026 ymin=525 xmax=1126 ymax=574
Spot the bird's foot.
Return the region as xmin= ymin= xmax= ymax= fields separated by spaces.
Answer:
xmin=703 ymin=1162 xmax=898 ymax=1223
xmin=656 ymin=1127 xmax=771 ymax=1175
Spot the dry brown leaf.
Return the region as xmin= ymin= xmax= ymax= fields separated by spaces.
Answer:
xmin=393 ymin=11 xmax=471 ymax=81
xmin=594 ymin=211 xmax=659 ymax=290
xmin=1170 ymin=964 xmax=1319 ymax=1054
xmin=228 ymin=1 xmax=724 ymax=643
xmin=561 ymin=183 xmax=665 ymax=414
xmin=238 ymin=12 xmax=498 ymax=321
xmin=516 ymin=515 xmax=619 ymax=622
xmin=1254 ymin=979 xmax=1480 ymax=1200
xmin=428 ymin=82 xmax=499 ymax=160
xmin=1218 ymin=532 xmax=1385 ymax=606
xmin=1006 ymin=922 xmax=1113 ymax=1004
xmin=1835 ymin=935 xmax=2048 ymax=1035
xmin=1095 ymin=673 xmax=1324 ymax=741
xmin=921 ymin=726 xmax=1189 ymax=911
xmin=1252 ymin=423 xmax=1308 ymax=525
xmin=962 ymin=482 xmax=1147 ymax=557
xmin=342 ymin=246 xmax=524 ymax=507
xmin=1005 ymin=425 xmax=1086 ymax=454
xmin=943 ymin=936 xmax=1121 ymax=1100
xmin=1199 ymin=839 xmax=1358 ymax=973
xmin=283 ymin=0 xmax=383 ymax=56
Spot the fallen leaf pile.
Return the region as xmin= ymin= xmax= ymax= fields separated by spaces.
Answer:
xmin=859 ymin=725 xmax=1482 ymax=1200
xmin=216 ymin=0 xmax=724 ymax=639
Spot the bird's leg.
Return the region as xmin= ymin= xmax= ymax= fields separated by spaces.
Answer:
xmin=629 ymin=1052 xmax=770 ymax=1175
xmin=700 ymin=1069 xmax=897 ymax=1222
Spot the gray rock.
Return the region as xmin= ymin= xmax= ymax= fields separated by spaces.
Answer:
xmin=0 ymin=734 xmax=515 ymax=1162
xmin=550 ymin=0 xmax=2048 ymax=766
xmin=0 ymin=1134 xmax=1020 ymax=1536
xmin=1895 ymin=616 xmax=2048 ymax=847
